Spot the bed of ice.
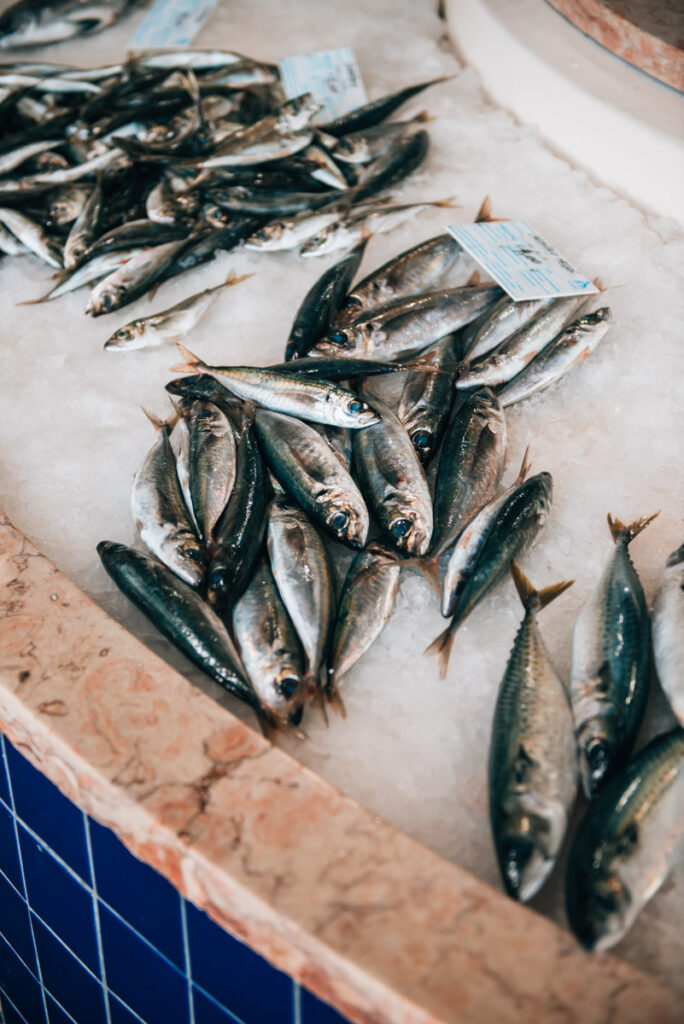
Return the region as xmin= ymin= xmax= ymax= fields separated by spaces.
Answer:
xmin=1 ymin=0 xmax=683 ymax=994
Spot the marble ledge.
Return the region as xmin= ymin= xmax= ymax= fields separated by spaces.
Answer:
xmin=0 ymin=508 xmax=679 ymax=1024
xmin=546 ymin=0 xmax=684 ymax=91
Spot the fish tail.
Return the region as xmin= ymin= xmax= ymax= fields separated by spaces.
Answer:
xmin=434 ymin=195 xmax=460 ymax=209
xmin=418 ymin=556 xmax=442 ymax=595
xmin=325 ymin=680 xmax=347 ymax=719
xmin=607 ymin=511 xmax=659 ymax=545
xmin=17 ymin=294 xmax=51 ymax=306
xmin=510 ymin=561 xmax=573 ymax=611
xmin=224 ymin=270 xmax=254 ymax=288
xmin=425 ymin=619 xmax=457 ymax=679
xmin=141 ymin=406 xmax=178 ymax=433
xmin=170 ymin=342 xmax=207 ymax=374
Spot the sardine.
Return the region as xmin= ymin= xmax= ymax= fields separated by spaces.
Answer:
xmin=428 ymin=470 xmax=552 ymax=677
xmin=489 ymin=564 xmax=576 ymax=902
xmin=130 ymin=410 xmax=205 ymax=587
xmin=97 ymin=541 xmax=256 ymax=710
xmin=185 ymin=400 xmax=237 ymax=541
xmin=171 ymin=345 xmax=379 ymax=428
xmin=566 ymin=727 xmax=684 ymax=951
xmin=652 ymin=543 xmax=684 ymax=726
xmin=333 ymin=113 xmax=430 ymax=164
xmin=352 ymin=388 xmax=433 ymax=556
xmin=232 ymin=557 xmax=308 ymax=729
xmin=396 ymin=333 xmax=461 ymax=465
xmin=327 ymin=542 xmax=401 ymax=711
xmin=254 ymin=408 xmax=368 ymax=549
xmin=300 ymin=198 xmax=457 ymax=259
xmin=319 ymin=76 xmax=451 ymax=137
xmin=63 ymin=180 xmax=102 ymax=269
xmin=86 ymin=237 xmax=189 ymax=316
xmin=0 ymin=0 xmax=134 ymax=48
xmin=0 ymin=206 xmax=61 ymax=267
xmin=0 ymin=138 xmax=61 ymax=175
xmin=571 ymin=513 xmax=658 ymax=798
xmin=267 ymin=495 xmax=336 ymax=690
xmin=499 ymin=308 xmax=612 ymax=407
xmin=22 ymin=247 xmax=140 ymax=303
xmin=464 ymin=296 xmax=553 ymax=361
xmin=285 ymin=242 xmax=365 ymax=360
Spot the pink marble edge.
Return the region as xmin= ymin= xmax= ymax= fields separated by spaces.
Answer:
xmin=546 ymin=0 xmax=684 ymax=92
xmin=0 ymin=509 xmax=679 ymax=1024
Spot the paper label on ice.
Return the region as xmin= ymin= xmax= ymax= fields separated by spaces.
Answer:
xmin=278 ymin=48 xmax=366 ymax=124
xmin=128 ymin=0 xmax=220 ymax=50
xmin=447 ymin=221 xmax=598 ymax=301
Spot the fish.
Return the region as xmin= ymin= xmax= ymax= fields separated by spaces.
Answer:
xmin=63 ymin=180 xmax=102 ymax=269
xmin=430 ymin=388 xmax=507 ymax=557
xmin=84 ymin=219 xmax=188 ymax=261
xmin=21 ymin=247 xmax=141 ymax=303
xmin=327 ymin=542 xmax=401 ymax=712
xmin=244 ymin=204 xmax=351 ymax=252
xmin=566 ymin=726 xmax=684 ymax=952
xmin=463 ymin=296 xmax=554 ymax=362
xmin=651 ymin=543 xmax=684 ymax=726
xmin=97 ymin=540 xmax=257 ymax=710
xmin=104 ymin=271 xmax=250 ymax=351
xmin=316 ymin=284 xmax=501 ymax=361
xmin=428 ymin=469 xmax=552 ymax=677
xmin=0 ymin=138 xmax=62 ymax=175
xmin=171 ymin=344 xmax=380 ymax=429
xmin=254 ymin=408 xmax=369 ymax=549
xmin=0 ymin=206 xmax=61 ymax=267
xmin=498 ymin=308 xmax=612 ymax=407
xmin=489 ymin=563 xmax=576 ymax=902
xmin=333 ymin=112 xmax=431 ymax=164
xmin=296 ymin=143 xmax=349 ymax=190
xmin=268 ymin=355 xmax=410 ymax=382
xmin=232 ymin=556 xmax=308 ymax=729
xmin=285 ymin=242 xmax=366 ymax=360
xmin=206 ymin=405 xmax=267 ymax=615
xmin=0 ymin=0 xmax=135 ymax=48
xmin=396 ymin=333 xmax=461 ymax=465
xmin=334 ymin=232 xmax=463 ymax=326
xmin=197 ymin=129 xmax=313 ymax=168
xmin=267 ymin=494 xmax=336 ymax=692
xmin=570 ymin=513 xmax=658 ymax=798
xmin=352 ymin=387 xmax=433 ymax=556
xmin=318 ymin=76 xmax=451 ymax=137
xmin=185 ymin=400 xmax=237 ymax=542
xmin=456 ymin=297 xmax=584 ymax=390
xmin=86 ymin=237 xmax=189 ymax=316
xmin=130 ymin=409 xmax=205 ymax=587
xmin=350 ymin=128 xmax=430 ymax=204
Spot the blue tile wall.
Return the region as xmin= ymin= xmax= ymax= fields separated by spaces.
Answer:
xmin=0 ymin=732 xmax=352 ymax=1024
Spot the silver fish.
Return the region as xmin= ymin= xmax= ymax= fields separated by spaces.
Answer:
xmin=652 ymin=543 xmax=684 ymax=726
xmin=498 ymin=308 xmax=612 ymax=407
xmin=566 ymin=727 xmax=684 ymax=951
xmin=571 ymin=513 xmax=657 ymax=798
xmin=352 ymin=388 xmax=433 ymax=556
xmin=130 ymin=411 xmax=205 ymax=587
xmin=63 ymin=180 xmax=102 ymax=269
xmin=0 ymin=139 xmax=62 ymax=175
xmin=24 ymin=247 xmax=140 ymax=303
xmin=171 ymin=345 xmax=380 ymax=429
xmin=464 ymin=296 xmax=555 ymax=362
xmin=254 ymin=409 xmax=369 ymax=549
xmin=0 ymin=0 xmax=133 ymax=48
xmin=232 ymin=557 xmax=308 ymax=729
xmin=186 ymin=400 xmax=237 ymax=541
xmin=489 ymin=564 xmax=576 ymax=902
xmin=0 ymin=207 xmax=61 ymax=267
xmin=333 ymin=113 xmax=429 ymax=165
xmin=300 ymin=199 xmax=457 ymax=259
xmin=267 ymin=495 xmax=336 ymax=690
xmin=86 ymin=238 xmax=188 ymax=316
xmin=396 ymin=333 xmax=461 ymax=465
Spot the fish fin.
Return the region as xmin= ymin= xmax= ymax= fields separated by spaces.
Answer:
xmin=510 ymin=561 xmax=573 ymax=611
xmin=325 ymin=680 xmax=347 ymax=718
xmin=413 ymin=109 xmax=433 ymax=123
xmin=417 ymin=556 xmax=442 ymax=595
xmin=170 ymin=342 xmax=207 ymax=374
xmin=607 ymin=512 xmax=659 ymax=544
xmin=433 ymin=195 xmax=460 ymax=209
xmin=465 ymin=269 xmax=481 ymax=286
xmin=475 ymin=195 xmax=492 ymax=222
xmin=224 ymin=270 xmax=254 ymax=287
xmin=425 ymin=619 xmax=456 ymax=679
xmin=17 ymin=294 xmax=51 ymax=306
xmin=515 ymin=446 xmax=531 ymax=485
xmin=141 ymin=407 xmax=178 ymax=433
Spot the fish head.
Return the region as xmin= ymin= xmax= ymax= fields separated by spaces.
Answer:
xmin=244 ymin=222 xmax=283 ymax=250
xmin=495 ymin=789 xmax=567 ymax=902
xmin=577 ymin=716 xmax=619 ymax=798
xmin=279 ymin=93 xmax=320 ymax=131
xmin=104 ymin=323 xmax=140 ymax=350
xmin=334 ymin=138 xmax=369 ymax=164
xmin=409 ymin=426 xmax=435 ymax=465
xmin=314 ymin=327 xmax=358 ymax=358
xmin=87 ymin=283 xmax=126 ymax=317
xmin=319 ymin=490 xmax=369 ymax=549
xmin=527 ymin=471 xmax=553 ymax=526
xmin=65 ymin=238 xmax=89 ymax=267
xmin=258 ymin=666 xmax=308 ymax=729
xmin=387 ymin=508 xmax=431 ymax=557
xmin=327 ymin=392 xmax=379 ymax=429
xmin=333 ymin=295 xmax=364 ymax=326
xmin=666 ymin=542 xmax=684 ymax=568
xmin=567 ymin=858 xmax=631 ymax=952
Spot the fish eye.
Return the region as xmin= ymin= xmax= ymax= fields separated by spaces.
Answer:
xmin=208 ymin=568 xmax=229 ymax=596
xmin=391 ymin=518 xmax=411 ymax=539
xmin=329 ymin=331 xmax=347 ymax=346
xmin=278 ymin=677 xmax=299 ymax=700
xmin=329 ymin=510 xmax=349 ymax=532
xmin=348 ymin=399 xmax=362 ymax=414
xmin=412 ymin=429 xmax=432 ymax=450
xmin=100 ymin=293 xmax=114 ymax=310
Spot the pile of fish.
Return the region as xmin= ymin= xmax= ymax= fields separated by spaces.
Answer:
xmin=91 ymin=214 xmax=684 ymax=954
xmin=0 ymin=50 xmax=452 ymax=316
xmin=0 ymin=0 xmax=139 ymax=49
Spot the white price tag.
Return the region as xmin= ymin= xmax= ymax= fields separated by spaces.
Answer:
xmin=448 ymin=221 xmax=598 ymax=301
xmin=278 ymin=48 xmax=366 ymax=124
xmin=128 ymin=0 xmax=220 ymax=50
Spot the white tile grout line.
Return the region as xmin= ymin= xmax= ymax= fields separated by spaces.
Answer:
xmin=179 ymin=898 xmax=196 ymax=1024
xmin=0 ymin=986 xmax=29 ymax=1024
xmin=83 ymin=812 xmax=113 ymax=1024
xmin=292 ymin=980 xmax=302 ymax=1024
xmin=0 ymin=733 xmax=50 ymax=1024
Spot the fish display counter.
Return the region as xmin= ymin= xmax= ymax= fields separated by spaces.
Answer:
xmin=0 ymin=1 xmax=683 ymax=1023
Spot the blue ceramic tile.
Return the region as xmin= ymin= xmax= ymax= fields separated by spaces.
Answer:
xmin=192 ymin=986 xmax=242 ymax=1024
xmin=301 ymin=988 xmax=348 ymax=1024
xmin=0 ymin=802 xmax=22 ymax=892
xmin=32 ymin=916 xmax=106 ymax=1024
xmin=46 ymin=994 xmax=77 ymax=1024
xmin=4 ymin=742 xmax=90 ymax=883
xmin=186 ymin=901 xmax=291 ymax=1024
xmin=0 ymin=935 xmax=46 ymax=1024
xmin=0 ymin=871 xmax=35 ymax=971
xmin=99 ymin=903 xmax=189 ymax=1024
xmin=0 ymin=738 xmax=9 ymax=807
xmin=18 ymin=826 xmax=99 ymax=973
xmin=109 ymin=993 xmax=146 ymax=1024
xmin=89 ymin=818 xmax=184 ymax=968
